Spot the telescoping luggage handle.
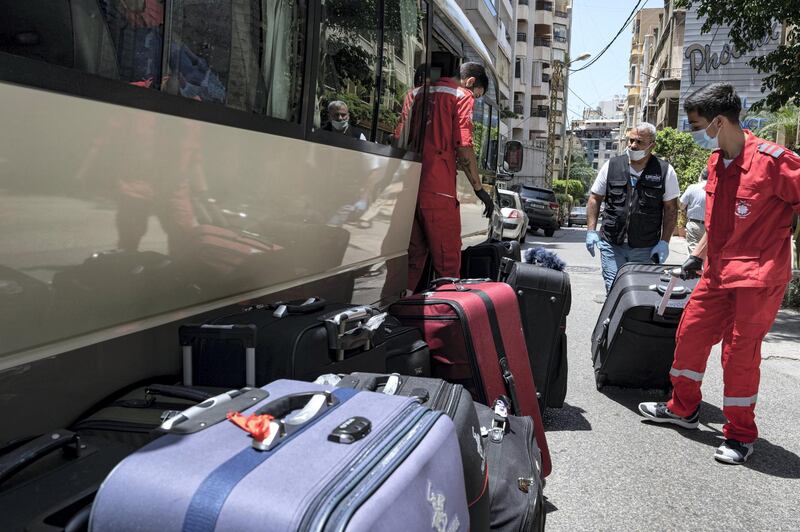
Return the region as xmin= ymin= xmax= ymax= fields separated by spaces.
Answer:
xmin=268 ymin=297 xmax=326 ymax=318
xmin=323 ymin=307 xmax=387 ymax=361
xmin=179 ymin=324 xmax=257 ymax=387
xmin=653 ymin=267 xmax=690 ymax=317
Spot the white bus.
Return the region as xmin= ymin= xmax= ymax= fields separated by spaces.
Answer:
xmin=0 ymin=0 xmax=503 ymax=444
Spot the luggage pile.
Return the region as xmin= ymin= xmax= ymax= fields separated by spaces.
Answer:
xmin=1 ymin=241 xmax=573 ymax=531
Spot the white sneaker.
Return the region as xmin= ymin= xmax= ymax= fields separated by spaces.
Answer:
xmin=638 ymin=402 xmax=699 ymax=429
xmin=715 ymin=439 xmax=754 ymax=465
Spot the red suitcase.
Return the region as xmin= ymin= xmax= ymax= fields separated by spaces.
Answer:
xmin=390 ymin=279 xmax=552 ymax=476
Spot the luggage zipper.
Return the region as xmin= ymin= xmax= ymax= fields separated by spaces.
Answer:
xmin=519 ymin=417 xmax=538 ymax=530
xmin=324 ymin=409 xmax=444 ymax=532
xmin=393 ymin=299 xmax=487 ymax=403
xmin=298 ymin=402 xmax=428 ymax=531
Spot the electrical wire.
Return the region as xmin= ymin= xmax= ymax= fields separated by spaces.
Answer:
xmin=569 ymin=0 xmax=647 ymax=73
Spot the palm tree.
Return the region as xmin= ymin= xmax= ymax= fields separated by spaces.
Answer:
xmin=749 ymin=105 xmax=800 ymax=150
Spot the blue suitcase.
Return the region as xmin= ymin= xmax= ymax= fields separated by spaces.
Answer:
xmin=90 ymin=380 xmax=469 ymax=531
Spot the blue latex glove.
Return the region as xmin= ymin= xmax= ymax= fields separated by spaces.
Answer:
xmin=585 ymin=230 xmax=600 ymax=257
xmin=651 ymin=240 xmax=670 ymax=264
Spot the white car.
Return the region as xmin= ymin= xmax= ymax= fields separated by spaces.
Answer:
xmin=497 ymin=189 xmax=529 ymax=243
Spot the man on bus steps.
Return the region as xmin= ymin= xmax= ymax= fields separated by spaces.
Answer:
xmin=638 ymin=83 xmax=800 ymax=465
xmin=406 ymin=61 xmax=493 ymax=292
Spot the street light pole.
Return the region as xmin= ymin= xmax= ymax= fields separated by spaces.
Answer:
xmin=545 ymin=53 xmax=590 ymax=188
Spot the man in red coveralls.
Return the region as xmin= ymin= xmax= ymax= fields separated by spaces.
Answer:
xmin=639 ymin=83 xmax=800 ymax=464
xmin=406 ymin=61 xmax=494 ymax=291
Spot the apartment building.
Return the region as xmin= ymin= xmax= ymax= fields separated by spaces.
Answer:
xmin=571 ymin=117 xmax=624 ymax=171
xmin=507 ymin=0 xmax=573 ymax=184
xmin=641 ymin=1 xmax=686 ymax=130
xmin=624 ymin=8 xmax=661 ymax=136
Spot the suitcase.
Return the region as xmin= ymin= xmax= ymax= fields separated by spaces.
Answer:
xmin=503 ymin=261 xmax=571 ymax=409
xmin=592 ymin=263 xmax=699 ymax=391
xmin=390 ymin=279 xmax=552 ymax=477
xmin=181 ymin=298 xmax=430 ymax=388
xmin=461 ymin=239 xmax=521 ymax=281
xmin=476 ymin=397 xmax=545 ymax=532
xmin=333 ymin=372 xmax=490 ymax=531
xmin=89 ymin=380 xmax=470 ymax=532
xmin=0 ymin=383 xmax=257 ymax=532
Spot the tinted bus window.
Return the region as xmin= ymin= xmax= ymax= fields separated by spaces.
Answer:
xmin=380 ymin=0 xmax=427 ymax=151
xmin=0 ymin=0 xmax=156 ymax=83
xmin=315 ymin=0 xmax=379 ymax=141
xmin=163 ymin=1 xmax=307 ymax=120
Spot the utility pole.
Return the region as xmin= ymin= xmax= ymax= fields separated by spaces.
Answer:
xmin=545 ymin=60 xmax=563 ymax=188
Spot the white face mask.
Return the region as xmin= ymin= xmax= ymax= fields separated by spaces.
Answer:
xmin=626 ymin=145 xmax=650 ymax=162
xmin=331 ymin=119 xmax=348 ymax=131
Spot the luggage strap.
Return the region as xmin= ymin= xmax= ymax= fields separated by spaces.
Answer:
xmin=181 ymin=388 xmax=358 ymax=532
xmin=472 ymin=289 xmax=522 ymax=416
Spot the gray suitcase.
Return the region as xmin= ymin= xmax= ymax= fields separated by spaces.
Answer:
xmin=90 ymin=380 xmax=469 ymax=532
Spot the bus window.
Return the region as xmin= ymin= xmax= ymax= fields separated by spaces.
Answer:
xmin=162 ymin=1 xmax=306 ymax=120
xmin=315 ymin=0 xmax=380 ymax=142
xmin=379 ymin=0 xmax=428 ymax=151
xmin=98 ymin=0 xmax=164 ymax=87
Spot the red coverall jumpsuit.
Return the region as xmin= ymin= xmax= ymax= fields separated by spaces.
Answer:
xmin=667 ymin=132 xmax=800 ymax=443
xmin=407 ymin=78 xmax=475 ymax=291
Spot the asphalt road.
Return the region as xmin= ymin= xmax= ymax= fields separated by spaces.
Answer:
xmin=522 ymin=226 xmax=800 ymax=532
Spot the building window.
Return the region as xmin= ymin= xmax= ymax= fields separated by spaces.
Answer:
xmin=553 ymin=24 xmax=567 ymax=43
xmin=515 ymin=58 xmax=522 ymax=78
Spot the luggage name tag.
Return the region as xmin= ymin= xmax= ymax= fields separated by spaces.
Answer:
xmin=489 ymin=399 xmax=509 ymax=442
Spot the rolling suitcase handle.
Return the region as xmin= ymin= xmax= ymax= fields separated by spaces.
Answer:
xmin=250 ymin=390 xmax=348 ymax=450
xmin=323 ymin=307 xmax=386 ymax=361
xmin=0 ymin=430 xmax=82 ymax=486
xmin=179 ymin=324 xmax=257 ymax=387
xmin=653 ymin=267 xmax=690 ymax=321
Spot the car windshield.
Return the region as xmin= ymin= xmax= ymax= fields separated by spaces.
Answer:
xmin=571 ymin=207 xmax=586 ymax=214
xmin=498 ymin=193 xmax=516 ymax=209
xmin=518 ymin=187 xmax=556 ymax=202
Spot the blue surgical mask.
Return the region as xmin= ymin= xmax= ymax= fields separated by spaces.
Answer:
xmin=691 ymin=120 xmax=720 ymax=150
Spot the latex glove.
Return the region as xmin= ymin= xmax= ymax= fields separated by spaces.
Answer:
xmin=475 ymin=188 xmax=494 ymax=218
xmin=585 ymin=230 xmax=600 ymax=257
xmin=651 ymin=240 xmax=670 ymax=264
xmin=680 ymin=255 xmax=703 ymax=280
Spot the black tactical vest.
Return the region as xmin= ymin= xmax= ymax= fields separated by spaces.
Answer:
xmin=600 ymin=154 xmax=668 ymax=248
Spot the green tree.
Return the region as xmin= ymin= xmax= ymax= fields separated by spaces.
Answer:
xmin=653 ymin=127 xmax=710 ymax=194
xmin=676 ymin=0 xmax=799 ymax=111
xmin=747 ymin=105 xmax=800 ymax=150
xmin=552 ymin=179 xmax=586 ymax=198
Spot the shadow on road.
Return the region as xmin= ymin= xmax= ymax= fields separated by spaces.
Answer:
xmin=543 ymin=402 xmax=592 ymax=432
xmin=764 ymin=310 xmax=800 ymax=344
xmin=598 ymin=387 xmax=800 ymax=478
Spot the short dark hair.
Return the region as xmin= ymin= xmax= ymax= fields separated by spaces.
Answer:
xmin=460 ymin=62 xmax=489 ymax=91
xmin=684 ymin=83 xmax=742 ymax=123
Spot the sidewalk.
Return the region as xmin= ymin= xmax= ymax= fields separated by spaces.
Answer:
xmin=669 ymin=236 xmax=800 ymax=362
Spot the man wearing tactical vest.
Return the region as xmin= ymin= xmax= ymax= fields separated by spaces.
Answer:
xmin=585 ymin=122 xmax=680 ymax=292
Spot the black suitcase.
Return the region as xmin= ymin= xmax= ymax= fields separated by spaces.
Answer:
xmin=504 ymin=261 xmax=571 ymax=408
xmin=591 ymin=263 xmax=699 ymax=391
xmin=181 ymin=298 xmax=431 ymax=388
xmin=0 ymin=383 xmax=258 ymax=531
xmin=461 ymin=239 xmax=521 ymax=281
xmin=333 ymin=372 xmax=490 ymax=532
xmin=476 ymin=397 xmax=545 ymax=531
xmin=0 ymin=266 xmax=52 ymax=355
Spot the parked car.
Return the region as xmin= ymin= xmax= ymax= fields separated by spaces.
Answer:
xmin=512 ymin=185 xmax=559 ymax=237
xmin=568 ymin=206 xmax=588 ymax=227
xmin=495 ymin=189 xmax=529 ymax=243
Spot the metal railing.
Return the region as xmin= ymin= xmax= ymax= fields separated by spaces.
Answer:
xmin=514 ymin=103 xmax=524 ymax=114
xmin=517 ymin=32 xmax=527 ymax=42
xmin=554 ymin=9 xmax=568 ymax=18
xmin=536 ymin=1 xmax=553 ymax=10
xmin=534 ymin=37 xmax=551 ymax=47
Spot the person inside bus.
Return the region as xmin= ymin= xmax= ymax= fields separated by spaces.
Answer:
xmin=406 ymin=60 xmax=494 ymax=292
xmin=323 ymin=101 xmax=367 ymax=140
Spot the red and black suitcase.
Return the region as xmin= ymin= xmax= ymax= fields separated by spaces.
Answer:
xmin=389 ymin=279 xmax=552 ymax=476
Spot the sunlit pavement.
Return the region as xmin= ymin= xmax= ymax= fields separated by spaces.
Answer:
xmin=521 ymin=226 xmax=800 ymax=531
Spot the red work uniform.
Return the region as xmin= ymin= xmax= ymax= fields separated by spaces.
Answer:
xmin=667 ymin=132 xmax=800 ymax=443
xmin=407 ymin=78 xmax=475 ymax=290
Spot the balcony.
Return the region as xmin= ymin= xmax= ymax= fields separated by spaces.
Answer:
xmin=554 ymin=8 xmax=568 ymax=18
xmin=535 ymin=0 xmax=553 ymax=10
xmin=533 ymin=44 xmax=551 ymax=62
xmin=530 ymin=82 xmax=550 ymax=98
xmin=517 ymin=32 xmax=527 ymax=42
xmin=460 ymin=0 xmax=498 ymax=40
xmin=534 ymin=37 xmax=551 ymax=47
xmin=534 ymin=7 xmax=553 ymax=26
xmin=626 ymin=85 xmax=641 ymax=101
xmin=516 ymin=40 xmax=528 ymax=58
xmin=653 ymin=67 xmax=682 ymax=100
xmin=528 ymin=116 xmax=549 ymax=133
xmin=514 ymin=103 xmax=524 ymax=115
xmin=517 ymin=2 xmax=529 ymax=20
